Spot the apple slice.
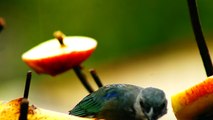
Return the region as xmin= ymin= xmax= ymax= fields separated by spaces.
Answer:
xmin=0 ymin=17 xmax=5 ymax=32
xmin=171 ymin=76 xmax=213 ymax=120
xmin=22 ymin=32 xmax=97 ymax=76
xmin=0 ymin=98 xmax=95 ymax=120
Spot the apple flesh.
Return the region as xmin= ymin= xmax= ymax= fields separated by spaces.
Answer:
xmin=171 ymin=76 xmax=213 ymax=120
xmin=22 ymin=36 xmax=97 ymax=76
xmin=0 ymin=98 xmax=95 ymax=120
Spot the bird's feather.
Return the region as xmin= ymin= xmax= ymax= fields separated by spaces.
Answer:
xmin=69 ymin=84 xmax=129 ymax=117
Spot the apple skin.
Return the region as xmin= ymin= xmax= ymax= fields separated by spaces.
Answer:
xmin=23 ymin=48 xmax=95 ymax=76
xmin=0 ymin=98 xmax=95 ymax=120
xmin=171 ymin=76 xmax=213 ymax=120
xmin=22 ymin=36 xmax=97 ymax=76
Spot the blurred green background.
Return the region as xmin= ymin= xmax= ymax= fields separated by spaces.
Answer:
xmin=1 ymin=0 xmax=213 ymax=119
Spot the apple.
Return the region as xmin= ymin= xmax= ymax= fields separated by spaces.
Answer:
xmin=0 ymin=17 xmax=5 ymax=32
xmin=22 ymin=31 xmax=97 ymax=76
xmin=0 ymin=98 xmax=95 ymax=120
xmin=171 ymin=76 xmax=213 ymax=120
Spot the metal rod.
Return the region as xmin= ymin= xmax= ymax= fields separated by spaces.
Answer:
xmin=19 ymin=98 xmax=29 ymax=120
xmin=90 ymin=69 xmax=103 ymax=88
xmin=19 ymin=71 xmax=32 ymax=120
xmin=187 ymin=0 xmax=213 ymax=76
xmin=23 ymin=71 xmax=32 ymax=99
xmin=73 ymin=66 xmax=94 ymax=93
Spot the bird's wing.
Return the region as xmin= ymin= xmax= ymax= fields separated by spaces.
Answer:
xmin=69 ymin=85 xmax=122 ymax=117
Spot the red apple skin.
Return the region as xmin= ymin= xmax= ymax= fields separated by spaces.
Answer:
xmin=22 ymin=48 xmax=95 ymax=76
xmin=171 ymin=77 xmax=213 ymax=120
xmin=178 ymin=78 xmax=213 ymax=105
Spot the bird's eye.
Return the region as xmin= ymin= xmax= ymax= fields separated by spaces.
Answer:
xmin=154 ymin=101 xmax=167 ymax=116
xmin=159 ymin=100 xmax=167 ymax=111
xmin=159 ymin=102 xmax=167 ymax=113
xmin=160 ymin=102 xmax=166 ymax=109
xmin=140 ymin=101 xmax=150 ymax=113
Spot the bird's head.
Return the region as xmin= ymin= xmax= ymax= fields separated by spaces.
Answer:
xmin=138 ymin=87 xmax=167 ymax=120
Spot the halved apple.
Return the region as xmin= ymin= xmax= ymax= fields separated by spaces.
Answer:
xmin=0 ymin=98 xmax=94 ymax=120
xmin=22 ymin=35 xmax=97 ymax=76
xmin=171 ymin=76 xmax=213 ymax=120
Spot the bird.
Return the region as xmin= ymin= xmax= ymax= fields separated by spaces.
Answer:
xmin=69 ymin=84 xmax=167 ymax=120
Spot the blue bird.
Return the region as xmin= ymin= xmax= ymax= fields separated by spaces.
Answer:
xmin=69 ymin=84 xmax=167 ymax=120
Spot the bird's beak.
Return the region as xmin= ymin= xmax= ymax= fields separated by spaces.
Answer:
xmin=148 ymin=117 xmax=155 ymax=120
